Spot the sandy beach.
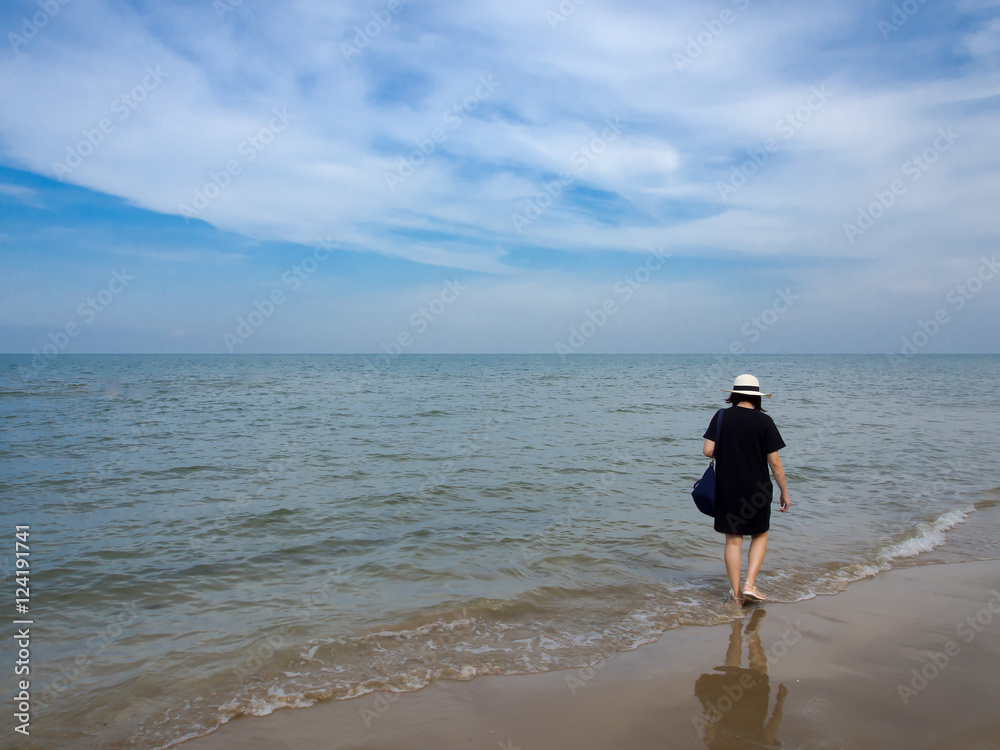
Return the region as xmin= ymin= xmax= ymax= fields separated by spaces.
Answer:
xmin=175 ymin=559 xmax=1000 ymax=750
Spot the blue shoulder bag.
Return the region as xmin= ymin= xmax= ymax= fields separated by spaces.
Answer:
xmin=692 ymin=409 xmax=723 ymax=517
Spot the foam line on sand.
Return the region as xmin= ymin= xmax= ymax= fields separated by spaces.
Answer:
xmin=175 ymin=559 xmax=1000 ymax=750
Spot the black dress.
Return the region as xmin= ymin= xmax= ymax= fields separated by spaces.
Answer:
xmin=703 ymin=406 xmax=786 ymax=536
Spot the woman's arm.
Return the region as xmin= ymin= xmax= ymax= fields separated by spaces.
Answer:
xmin=767 ymin=451 xmax=790 ymax=511
xmin=702 ymin=439 xmax=715 ymax=458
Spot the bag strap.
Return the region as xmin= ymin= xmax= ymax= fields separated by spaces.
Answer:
xmin=713 ymin=409 xmax=724 ymax=459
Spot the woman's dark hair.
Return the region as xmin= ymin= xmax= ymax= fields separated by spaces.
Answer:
xmin=726 ymin=392 xmax=765 ymax=411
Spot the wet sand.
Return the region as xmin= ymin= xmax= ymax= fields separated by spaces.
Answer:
xmin=175 ymin=559 xmax=1000 ymax=750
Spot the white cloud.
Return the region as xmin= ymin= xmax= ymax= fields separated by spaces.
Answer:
xmin=2 ymin=0 xmax=999 ymax=354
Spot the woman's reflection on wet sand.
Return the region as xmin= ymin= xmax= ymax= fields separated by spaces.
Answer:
xmin=693 ymin=608 xmax=787 ymax=748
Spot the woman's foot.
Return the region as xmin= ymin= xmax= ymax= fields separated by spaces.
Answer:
xmin=742 ymin=582 xmax=767 ymax=602
xmin=730 ymin=589 xmax=746 ymax=606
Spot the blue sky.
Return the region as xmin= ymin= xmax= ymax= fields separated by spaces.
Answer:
xmin=1 ymin=0 xmax=998 ymax=354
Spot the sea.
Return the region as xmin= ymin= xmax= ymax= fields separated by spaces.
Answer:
xmin=1 ymin=354 xmax=998 ymax=749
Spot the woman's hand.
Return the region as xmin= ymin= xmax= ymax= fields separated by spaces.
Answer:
xmin=779 ymin=491 xmax=790 ymax=512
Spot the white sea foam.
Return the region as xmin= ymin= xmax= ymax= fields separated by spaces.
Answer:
xmin=810 ymin=506 xmax=975 ymax=593
xmin=878 ymin=507 xmax=971 ymax=563
xmin=154 ymin=506 xmax=981 ymax=750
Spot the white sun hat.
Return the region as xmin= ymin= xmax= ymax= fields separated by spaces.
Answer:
xmin=722 ymin=373 xmax=772 ymax=398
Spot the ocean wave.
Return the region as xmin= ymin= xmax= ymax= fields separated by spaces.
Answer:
xmin=879 ymin=507 xmax=971 ymax=562
xmin=150 ymin=505 xmax=983 ymax=748
xmin=802 ymin=506 xmax=974 ymax=594
xmin=39 ymin=502 xmax=990 ymax=750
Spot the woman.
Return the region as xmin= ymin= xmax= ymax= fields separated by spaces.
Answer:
xmin=702 ymin=374 xmax=789 ymax=606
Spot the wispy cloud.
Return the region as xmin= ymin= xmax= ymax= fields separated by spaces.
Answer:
xmin=1 ymin=0 xmax=998 ymax=353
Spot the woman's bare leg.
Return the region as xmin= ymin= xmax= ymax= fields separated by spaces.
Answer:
xmin=745 ymin=531 xmax=768 ymax=588
xmin=724 ymin=534 xmax=744 ymax=601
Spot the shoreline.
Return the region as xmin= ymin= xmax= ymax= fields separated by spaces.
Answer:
xmin=174 ymin=558 xmax=1000 ymax=750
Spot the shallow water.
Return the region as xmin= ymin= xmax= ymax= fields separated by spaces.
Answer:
xmin=1 ymin=354 xmax=998 ymax=749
